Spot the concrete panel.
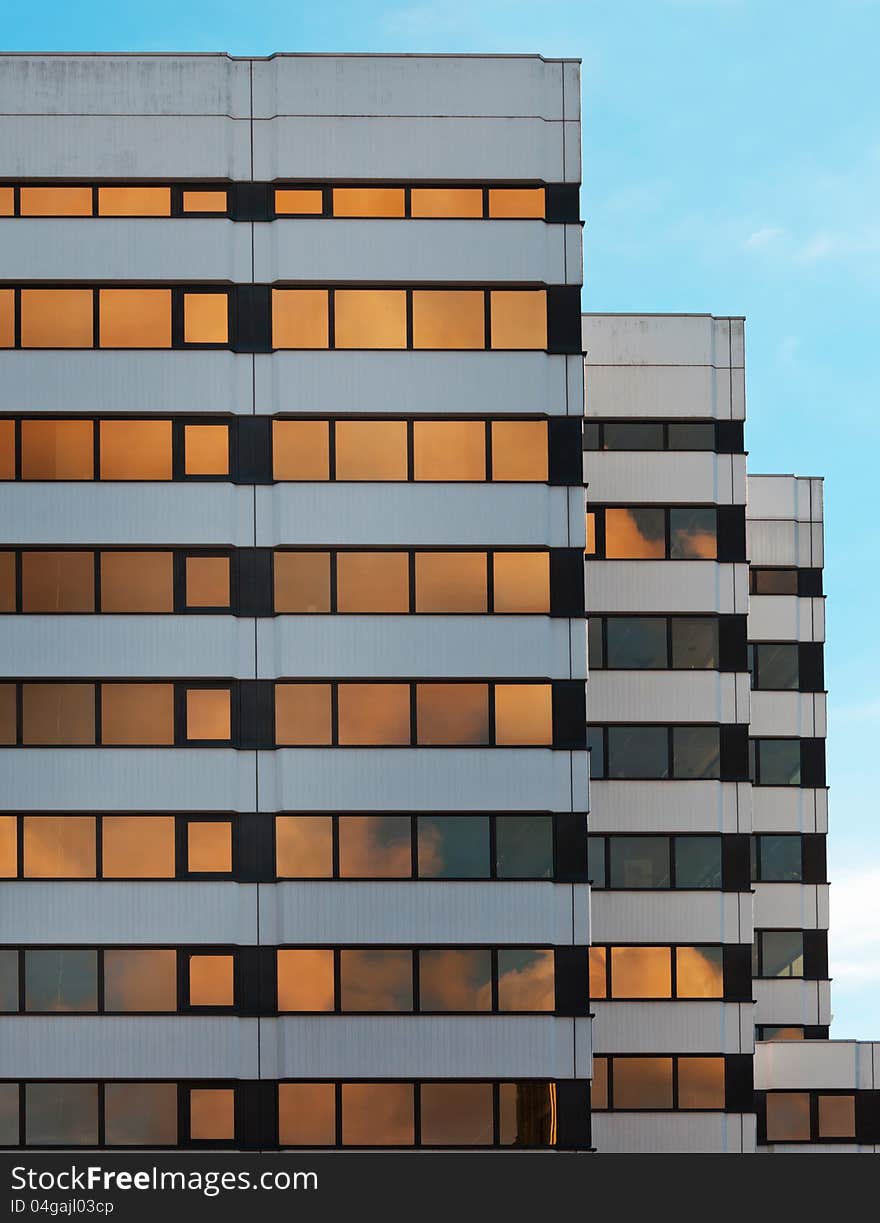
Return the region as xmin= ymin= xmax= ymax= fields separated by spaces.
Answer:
xmin=592 ymin=1001 xmax=752 ymax=1054
xmin=0 ymin=115 xmax=251 ymax=179
xmin=0 ymin=484 xmax=255 ymax=546
xmin=592 ymin=1112 xmax=755 ymax=1154
xmin=753 ymin=884 xmax=830 ymax=932
xmin=257 ymin=484 xmax=577 ymax=548
xmin=254 ymin=219 xmax=573 ymax=284
xmin=582 ymin=314 xmax=738 ymax=368
xmin=748 ymin=596 xmax=825 ymax=644
xmin=258 ymin=616 xmax=580 ymax=680
xmin=591 ymin=891 xmax=752 ymax=944
xmin=0 ymin=352 xmax=254 ymax=414
xmin=0 ymin=749 xmax=257 ymax=812
xmin=755 ymin=1040 xmax=867 ymax=1092
xmin=0 ymin=1018 xmax=259 ymax=1079
xmin=260 ymin=882 xmax=589 ymax=946
xmin=588 ymin=671 xmax=748 ymax=725
xmin=751 ymin=786 xmax=827 ymax=834
xmin=253 ymin=351 xmax=571 ymax=416
xmin=253 ymin=117 xmax=567 ymax=181
xmin=258 ymin=749 xmax=589 ymax=814
xmin=748 ymin=475 xmax=823 ymax=523
xmin=753 ymin=979 xmax=831 ymax=1026
xmin=748 ymin=520 xmax=822 ymax=568
xmin=0 ymin=616 xmax=256 ymax=679
xmin=261 ymin=1016 xmax=590 ymax=1080
xmin=0 ymin=219 xmax=253 ymax=283
xmin=0 ymin=883 xmax=258 ymax=944
xmin=584 ymin=365 xmax=740 ymax=421
xmin=587 ymin=780 xmax=751 ymax=834
xmin=585 ymin=451 xmax=745 ymax=506
xmin=586 ymin=562 xmax=747 ymax=615
xmin=750 ymin=691 xmax=826 ymax=739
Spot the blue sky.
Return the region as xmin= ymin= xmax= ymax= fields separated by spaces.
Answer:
xmin=3 ymin=0 xmax=879 ymax=1038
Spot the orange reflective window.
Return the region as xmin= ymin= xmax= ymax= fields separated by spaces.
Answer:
xmin=182 ymin=190 xmax=228 ymax=213
xmin=274 ymin=683 xmax=332 ymax=746
xmin=488 ymin=188 xmax=546 ymax=218
xmin=274 ymin=552 xmax=331 ymax=613
xmin=412 ymin=420 xmax=485 ymax=481
xmin=416 ymin=683 xmax=489 ymax=745
xmin=414 ymin=552 xmax=487 ymax=613
xmin=604 ymin=508 xmax=665 ymax=559
xmin=99 ymin=289 xmax=171 ymax=348
xmin=275 ymin=815 xmax=333 ymax=878
xmin=500 ymin=1083 xmax=557 ymax=1148
xmin=190 ymin=1089 xmax=235 ymax=1141
xmin=276 ymin=949 xmax=335 ymax=1012
xmin=0 ymin=684 xmax=15 ymax=744
xmin=104 ymin=949 xmax=177 ymax=1011
xmin=0 ymin=421 xmax=13 ymax=478
xmin=21 ymin=551 xmax=95 ymax=612
xmin=766 ymin=1092 xmax=811 ymax=1141
xmin=495 ymin=683 xmax=552 ymax=746
xmin=21 ymin=683 xmax=95 ymax=745
xmin=334 ymin=290 xmax=407 ymax=349
xmin=99 ymin=420 xmax=171 ymax=480
xmin=335 ymin=420 xmax=408 ymax=480
xmin=338 ymin=683 xmax=411 ymax=746
xmin=678 ymin=1057 xmax=725 ymax=1109
xmin=340 ymin=949 xmax=413 ymax=1012
xmin=189 ymin=955 xmax=234 ymax=1007
xmin=271 ymin=289 xmax=329 ymax=349
xmin=410 ymin=188 xmax=483 ymax=218
xmin=589 ymin=947 xmax=607 ymax=1000
xmin=0 ymin=553 xmax=13 ymax=612
xmin=97 ymin=187 xmax=171 ymax=216
xmin=272 ymin=420 xmax=330 ymax=480
xmin=591 ymin=1058 xmax=609 ymax=1110
xmin=274 ymin=188 xmax=323 ymax=215
xmin=187 ymin=821 xmax=233 ymax=873
xmin=675 ymin=946 xmax=724 ymax=998
xmin=818 ymin=1094 xmax=856 ymax=1139
xmin=100 ymin=551 xmax=174 ymax=613
xmin=21 ymin=419 xmax=94 ymax=480
xmin=183 ymin=424 xmax=229 ymax=475
xmin=183 ymin=294 xmax=228 ymax=344
xmin=278 ymin=1083 xmax=336 ymax=1146
xmin=185 ymin=556 xmax=230 ymax=608
xmin=490 ymin=420 xmax=548 ymax=481
xmin=341 ymin=1083 xmax=414 ymax=1147
xmin=610 ymin=946 xmax=671 ymax=999
xmin=186 ymin=688 xmax=231 ymax=741
xmin=0 ymin=815 xmax=16 ymax=877
xmin=585 ymin=511 xmax=596 ymax=555
xmin=101 ymin=683 xmax=174 ymax=746
xmin=333 ymin=187 xmax=405 ymax=217
xmin=490 ymin=290 xmax=547 ymax=349
xmin=338 ymin=815 xmax=412 ymax=879
xmin=497 ymin=948 xmax=555 ymax=1011
xmin=20 ymin=289 xmax=93 ymax=348
xmin=22 ymin=816 xmax=96 ymax=878
xmin=0 ymin=290 xmax=13 ymax=348
xmin=20 ymin=186 xmax=93 ymax=216
xmin=493 ymin=552 xmax=550 ymax=613
xmin=613 ymin=1057 xmax=674 ymax=1109
xmin=0 ymin=187 xmax=13 ymax=216
xmin=419 ymin=949 xmax=492 ymax=1011
xmin=102 ymin=815 xmax=175 ymax=878
xmin=336 ymin=552 xmax=409 ymax=613
xmin=412 ymin=291 xmax=485 ymax=350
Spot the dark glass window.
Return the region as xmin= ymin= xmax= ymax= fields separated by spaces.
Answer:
xmin=671 ymin=618 xmax=718 ymax=669
xmin=0 ymin=950 xmax=18 ymax=1011
xmin=754 ymin=835 xmax=802 ymax=882
xmin=752 ymin=569 xmax=798 ymax=595
xmin=603 ymin=422 xmax=664 ymax=450
xmin=582 ymin=422 xmax=600 ymax=450
xmin=606 ymin=618 xmax=667 ymax=668
xmin=495 ymin=815 xmax=553 ymax=879
xmin=755 ymin=931 xmax=804 ymax=978
xmin=338 ymin=816 xmax=412 ymax=878
xmin=418 ymin=950 xmax=492 ymax=1011
xmin=498 ymin=1082 xmax=556 ymax=1146
xmin=672 ymin=726 xmax=720 ymax=779
xmin=607 ymin=726 xmax=669 ymax=779
xmin=675 ymin=836 xmax=722 ymax=888
xmin=417 ymin=816 xmax=489 ymax=878
xmin=587 ymin=836 xmax=606 ymax=888
xmin=753 ymin=739 xmax=801 ymax=786
xmin=588 ymin=618 xmax=604 ymax=668
xmin=105 ymin=1083 xmax=177 ymax=1146
xmin=26 ymin=1083 xmax=99 ymax=1146
xmin=25 ymin=950 xmax=97 ymax=1012
xmin=765 ymin=1093 xmax=810 ymax=1141
xmin=339 ymin=950 xmax=413 ymax=1012
xmin=669 ymin=508 xmax=717 ymax=560
xmin=609 ymin=837 xmax=670 ymax=888
xmin=667 ymin=422 xmax=715 ymax=450
xmin=586 ymin=726 xmax=606 ymax=778
xmin=750 ymin=643 xmax=799 ymax=690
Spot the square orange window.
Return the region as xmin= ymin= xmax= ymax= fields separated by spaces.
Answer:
xmin=183 ymin=294 xmax=228 ymax=345
xmin=185 ymin=556 xmax=230 ymax=608
xmin=186 ymin=688 xmax=231 ymax=742
xmin=184 ymin=425 xmax=229 ymax=476
xmin=189 ymin=1088 xmax=235 ymax=1141
xmin=182 ymin=190 xmax=228 ymax=214
xmin=187 ymin=821 xmax=233 ymax=873
xmin=189 ymin=955 xmax=235 ymax=1007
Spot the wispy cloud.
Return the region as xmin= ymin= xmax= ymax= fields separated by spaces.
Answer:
xmin=743 ymin=225 xmax=786 ymax=250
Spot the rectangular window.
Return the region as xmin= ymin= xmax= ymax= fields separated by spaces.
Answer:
xmin=338 ymin=683 xmax=410 ymax=745
xmin=412 ymin=290 xmax=484 ymax=349
xmin=101 ymin=682 xmax=174 ymax=746
xmin=750 ymin=642 xmax=799 ymax=690
xmin=416 ymin=683 xmax=489 ymax=745
xmin=669 ymin=508 xmax=717 ymax=560
xmin=497 ymin=948 xmax=554 ymax=1011
xmin=182 ymin=190 xmax=228 ymax=214
xmin=339 ymin=949 xmax=413 ymax=1012
xmin=105 ymin=1083 xmax=177 ymax=1146
xmin=186 ymin=820 xmax=233 ymax=873
xmin=334 ymin=290 xmax=407 ymax=349
xmin=276 ymin=949 xmax=335 ymax=1012
xmin=674 ymin=836 xmax=722 ymax=888
xmin=753 ymin=834 xmax=802 ymax=883
xmin=672 ymin=726 xmax=720 ymax=779
xmin=765 ymin=1092 xmax=810 ymax=1141
xmin=675 ymin=946 xmax=724 ymax=998
xmin=603 ymin=421 xmax=664 ymax=450
xmin=339 ymin=815 xmax=412 ymax=878
xmin=751 ymin=568 xmax=798 ymax=595
xmin=275 ymin=815 xmax=333 ymax=878
xmin=21 ymin=551 xmax=95 ymax=612
xmin=26 ymin=1083 xmax=99 ymax=1146
xmin=671 ymin=618 xmax=718 ymax=669
xmin=336 ymin=551 xmax=410 ymax=612
xmin=417 ymin=815 xmax=490 ymax=879
xmin=0 ymin=684 xmax=14 ymax=745
xmin=22 ymin=816 xmax=96 ymax=878
xmin=25 ymin=949 xmax=97 ymax=1012
xmin=0 ymin=817 xmax=16 ymax=878
xmin=610 ymin=946 xmax=671 ymax=999
xmin=99 ymin=419 xmax=172 ymax=480
xmin=609 ymin=837 xmax=670 ymax=889
xmin=274 ymin=188 xmax=323 ymax=216
xmin=20 ymin=419 xmax=94 ymax=480
xmin=332 ymin=187 xmax=405 ymax=217
xmin=756 ymin=931 xmax=804 ymax=978
xmin=494 ymin=683 xmax=552 ymax=746
xmin=340 ymin=1083 xmax=414 ymax=1146
xmin=419 ymin=949 xmax=492 ymax=1011
xmin=589 ymin=946 xmax=607 ymax=1000
xmin=492 ymin=552 xmax=550 ymax=613
xmin=189 ymin=954 xmax=234 ymax=1007
xmin=97 ymin=187 xmax=170 ymax=216
xmin=278 ymin=1083 xmax=336 ymax=1146
xmin=183 ymin=424 xmax=229 ymax=475
xmin=487 ymin=188 xmax=545 ymax=218
xmin=0 ymin=419 xmax=14 ymax=477
xmin=102 ymin=815 xmax=175 ymax=878
xmin=20 ymin=289 xmax=94 ymax=348
xmin=99 ymin=288 xmax=172 ymax=348
xmin=20 ymin=186 xmax=92 ymax=216
xmin=817 ymin=1095 xmax=856 ymax=1139
xmin=104 ymin=949 xmax=177 ymax=1011
xmin=335 ymin=419 xmax=408 ymax=480
xmin=101 ymin=551 xmax=174 ymax=613
xmin=752 ymin=738 xmax=801 ymax=786
xmin=185 ymin=555 xmax=230 ymax=608
xmin=410 ymin=188 xmax=483 ymax=218
xmin=667 ymin=422 xmax=716 ymax=450
xmin=498 ymin=1082 xmax=556 ymax=1145
xmin=275 ymin=683 xmax=333 ymax=746
xmin=605 ymin=508 xmax=665 ymax=559
xmin=420 ymin=1083 xmax=494 ymax=1146
xmin=271 ymin=289 xmax=330 ymax=349
xmin=185 ymin=688 xmax=231 ymax=741
xmin=272 ymin=419 xmax=330 ymax=480
xmin=678 ymin=1057 xmax=725 ymax=1109
xmin=0 ymin=187 xmax=14 ymax=216
xmin=490 ymin=420 xmax=548 ymax=481
xmin=613 ymin=1057 xmax=674 ymax=1109
xmin=495 ymin=815 xmax=553 ymax=879
xmin=22 ymin=683 xmax=95 ymax=745
xmin=0 ymin=951 xmax=18 ymax=1011
xmin=189 ymin=1088 xmax=235 ymax=1141
xmin=0 ymin=290 xmax=13 ymax=347
xmin=183 ymin=294 xmax=228 ymax=345
xmin=606 ymin=618 xmax=666 ymax=668
xmin=489 ymin=290 xmax=547 ymax=349
xmin=274 ymin=552 xmax=331 ymax=613
xmin=412 ymin=420 xmax=486 ymax=481
xmin=606 ymin=726 xmax=669 ymax=779
xmin=414 ymin=552 xmax=487 ymax=613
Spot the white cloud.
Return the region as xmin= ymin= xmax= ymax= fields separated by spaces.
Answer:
xmin=743 ymin=225 xmax=786 ymax=250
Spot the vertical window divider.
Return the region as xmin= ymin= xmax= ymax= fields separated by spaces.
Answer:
xmin=93 ymin=550 xmax=102 ymax=613
xmin=607 ymin=1057 xmax=614 ymax=1111
xmin=329 ymin=549 xmax=338 ymax=613
xmin=667 ymin=726 xmax=675 ymax=780
xmin=92 ymin=418 xmax=101 ymax=480
xmin=809 ymin=1091 xmax=820 ymax=1141
xmin=330 ymin=683 xmax=339 ymax=746
xmin=604 ymin=945 xmax=612 ymax=998
xmin=327 ymin=289 xmax=336 ymax=350
xmin=671 ymin=1055 xmax=679 ymax=1110
xmin=413 ymin=1082 xmax=422 ymax=1149
xmin=91 ymin=185 xmax=99 ymax=217
xmin=12 ymin=186 xmax=21 ymax=217
xmin=96 ymin=948 xmax=105 ymax=1014
xmin=669 ymin=946 xmax=677 ymax=1000
xmin=409 ymin=684 xmax=418 ymax=746
xmin=486 ymin=551 xmax=495 ymax=613
xmin=17 ymin=948 xmax=25 ymax=1015
xmin=94 ymin=681 xmax=103 ymax=745
xmin=14 ymin=681 xmax=22 ymax=747
xmin=488 ymin=682 xmax=496 ymax=746
xmin=95 ymin=815 xmax=104 ymax=881
xmin=411 ymin=949 xmax=420 ymax=1013
xmin=482 ymin=291 xmax=491 ymax=351
xmin=14 ymin=549 xmax=22 ymax=613
xmin=15 ymin=813 xmax=24 ymax=879
xmin=96 ymin=1080 xmax=106 ymax=1148
xmin=13 ymin=288 xmax=21 ymax=349
xmin=405 ymin=420 xmax=415 ymax=482
xmin=491 ymin=1082 xmax=500 ymax=1145
xmin=410 ymin=814 xmax=418 ymax=878
xmin=405 ymin=290 xmax=414 ymax=350
xmin=334 ymin=1081 xmax=343 ymax=1146
xmin=403 ymin=187 xmax=412 ymax=219
xmin=332 ymin=949 xmax=341 ymax=1016
xmin=327 ymin=419 xmax=337 ymax=480
xmin=91 ymin=287 xmax=99 ymax=349
xmin=666 ymin=617 xmax=674 ymax=668
xmin=484 ymin=419 xmax=492 ymax=480
xmin=488 ymin=815 xmax=498 ymax=880
xmin=407 ymin=551 xmax=416 ymax=614
xmin=490 ymin=948 xmax=499 ymax=1011
xmin=13 ymin=417 xmax=22 ymax=480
